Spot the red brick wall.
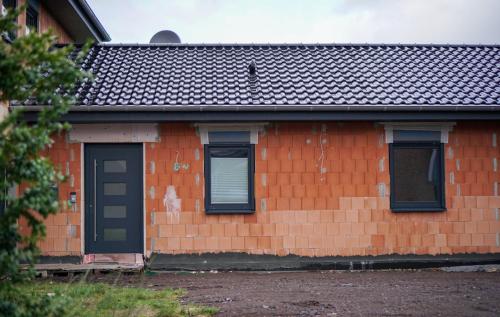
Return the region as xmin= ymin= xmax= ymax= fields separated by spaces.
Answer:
xmin=36 ymin=122 xmax=500 ymax=256
xmin=145 ymin=122 xmax=500 ymax=257
xmin=2 ymin=0 xmax=74 ymax=43
xmin=19 ymin=133 xmax=82 ymax=256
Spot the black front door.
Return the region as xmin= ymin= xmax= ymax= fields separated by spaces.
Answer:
xmin=85 ymin=144 xmax=143 ymax=254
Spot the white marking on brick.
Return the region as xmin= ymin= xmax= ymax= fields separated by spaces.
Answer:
xmin=456 ymin=159 xmax=461 ymax=171
xmin=194 ymin=148 xmax=200 ymax=160
xmin=449 ymin=172 xmax=455 ymax=185
xmin=149 ymin=161 xmax=155 ymax=174
xmin=457 ymin=184 xmax=461 ymax=196
xmin=195 ymin=199 xmax=200 ymax=213
xmin=261 ymin=199 xmax=267 ymax=212
xmin=69 ymin=149 xmax=75 ymax=161
xmin=306 ymin=138 xmax=312 ymax=145
xmin=447 ymin=147 xmax=454 ymax=159
xmin=163 ymin=185 xmax=181 ymax=213
xmin=493 ymin=158 xmax=497 ymax=172
xmin=151 ymin=238 xmax=156 ymax=251
xmin=494 ymin=208 xmax=499 ymax=221
xmin=377 ymin=183 xmax=386 ymax=197
xmin=378 ymin=157 xmax=385 ymax=172
xmin=149 ymin=186 xmax=155 ymax=199
xmin=66 ymin=162 xmax=70 ymax=176
xmin=261 ymin=148 xmax=267 ymax=160
xmin=288 ymin=150 xmax=292 ymax=160
xmin=493 ymin=133 xmax=497 ymax=147
xmin=151 ymin=212 xmax=155 ymax=225
xmin=494 ymin=182 xmax=498 ymax=196
xmin=195 ymin=173 xmax=200 ymax=186
xmin=261 ymin=173 xmax=267 ymax=187
xmin=68 ymin=225 xmax=76 ymax=238
xmin=378 ymin=134 xmax=384 ymax=148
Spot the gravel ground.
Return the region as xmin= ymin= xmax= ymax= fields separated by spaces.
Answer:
xmin=55 ymin=269 xmax=500 ymax=316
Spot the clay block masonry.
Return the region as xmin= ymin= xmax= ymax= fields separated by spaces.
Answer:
xmin=14 ymin=44 xmax=500 ymax=266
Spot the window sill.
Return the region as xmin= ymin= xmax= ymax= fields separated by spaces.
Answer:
xmin=205 ymin=209 xmax=255 ymax=215
xmin=391 ymin=207 xmax=446 ymax=213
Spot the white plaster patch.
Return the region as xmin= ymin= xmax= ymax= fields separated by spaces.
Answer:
xmin=194 ymin=148 xmax=200 ymax=161
xmin=261 ymin=148 xmax=267 ymax=160
xmin=68 ymin=225 xmax=77 ymax=238
xmin=261 ymin=173 xmax=267 ymax=187
xmin=449 ymin=172 xmax=455 ymax=185
xmin=378 ymin=134 xmax=384 ymax=147
xmin=494 ymin=208 xmax=499 ymax=221
xmin=163 ymin=185 xmax=181 ymax=213
xmin=493 ymin=158 xmax=497 ymax=172
xmin=377 ymin=183 xmax=386 ymax=197
xmin=70 ymin=175 xmax=74 ymax=188
xmin=306 ymin=138 xmax=312 ymax=145
xmin=151 ymin=212 xmax=156 ymax=225
xmin=261 ymin=199 xmax=267 ymax=212
xmin=378 ymin=157 xmax=385 ymax=173
xmin=456 ymin=159 xmax=461 ymax=171
xmin=494 ymin=182 xmax=498 ymax=196
xmin=195 ymin=173 xmax=200 ymax=186
xmin=65 ymin=162 xmax=70 ymax=176
xmin=447 ymin=147 xmax=454 ymax=159
xmin=195 ymin=199 xmax=200 ymax=213
xmin=69 ymin=149 xmax=75 ymax=162
xmin=149 ymin=186 xmax=155 ymax=199
xmin=457 ymin=184 xmax=461 ymax=196
xmin=151 ymin=238 xmax=156 ymax=251
xmin=149 ymin=161 xmax=155 ymax=174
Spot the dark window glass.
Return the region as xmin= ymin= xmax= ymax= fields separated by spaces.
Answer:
xmin=204 ymin=144 xmax=255 ymax=214
xmin=390 ymin=143 xmax=445 ymax=211
xmin=26 ymin=4 xmax=38 ymax=32
xmin=3 ymin=0 xmax=17 ymax=40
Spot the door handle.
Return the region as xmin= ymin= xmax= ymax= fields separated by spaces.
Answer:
xmin=93 ymin=159 xmax=97 ymax=242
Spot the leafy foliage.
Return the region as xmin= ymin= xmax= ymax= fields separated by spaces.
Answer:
xmin=0 ymin=5 xmax=90 ymax=283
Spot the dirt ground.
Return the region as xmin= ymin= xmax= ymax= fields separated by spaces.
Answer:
xmin=55 ymin=270 xmax=500 ymax=316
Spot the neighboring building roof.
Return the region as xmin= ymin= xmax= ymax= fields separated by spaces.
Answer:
xmin=66 ymin=43 xmax=499 ymax=108
xmin=42 ymin=0 xmax=110 ymax=42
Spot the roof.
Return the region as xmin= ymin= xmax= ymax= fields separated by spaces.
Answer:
xmin=18 ymin=44 xmax=500 ymax=118
xmin=42 ymin=0 xmax=110 ymax=42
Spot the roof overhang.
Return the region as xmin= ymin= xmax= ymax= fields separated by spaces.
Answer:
xmin=17 ymin=104 xmax=500 ymax=123
xmin=41 ymin=0 xmax=110 ymax=43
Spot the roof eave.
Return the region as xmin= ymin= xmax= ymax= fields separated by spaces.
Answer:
xmin=15 ymin=104 xmax=500 ymax=112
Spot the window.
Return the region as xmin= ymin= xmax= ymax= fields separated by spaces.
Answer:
xmin=3 ymin=0 xmax=17 ymax=40
xmin=204 ymin=131 xmax=255 ymax=214
xmin=26 ymin=3 xmax=38 ymax=33
xmin=389 ymin=130 xmax=446 ymax=211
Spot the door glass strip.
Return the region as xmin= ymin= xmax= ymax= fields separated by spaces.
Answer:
xmin=104 ymin=160 xmax=127 ymax=173
xmin=103 ymin=228 xmax=127 ymax=241
xmin=104 ymin=183 xmax=126 ymax=196
xmin=103 ymin=205 xmax=127 ymax=218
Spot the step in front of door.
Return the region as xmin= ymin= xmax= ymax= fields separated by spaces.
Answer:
xmin=83 ymin=253 xmax=144 ymax=268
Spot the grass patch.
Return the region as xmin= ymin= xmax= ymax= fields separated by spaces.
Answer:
xmin=13 ymin=280 xmax=217 ymax=317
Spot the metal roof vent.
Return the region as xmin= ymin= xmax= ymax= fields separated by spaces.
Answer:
xmin=149 ymin=30 xmax=181 ymax=44
xmin=248 ymin=61 xmax=257 ymax=76
xmin=248 ymin=61 xmax=259 ymax=96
